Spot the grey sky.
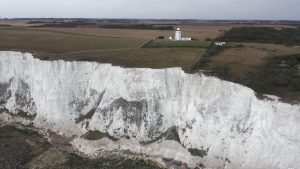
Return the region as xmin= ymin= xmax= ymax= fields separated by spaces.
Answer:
xmin=0 ymin=0 xmax=299 ymax=20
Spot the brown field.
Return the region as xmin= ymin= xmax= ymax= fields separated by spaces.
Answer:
xmin=0 ymin=26 xmax=204 ymax=70
xmin=29 ymin=24 xmax=295 ymax=41
xmin=0 ymin=19 xmax=34 ymax=27
xmin=29 ymin=25 xmax=235 ymax=41
xmin=241 ymin=43 xmax=300 ymax=56
xmin=30 ymin=27 xmax=172 ymax=40
xmin=0 ymin=27 xmax=143 ymax=55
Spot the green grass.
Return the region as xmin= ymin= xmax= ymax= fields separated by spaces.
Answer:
xmin=246 ymin=54 xmax=300 ymax=93
xmin=129 ymin=48 xmax=204 ymax=70
xmin=144 ymin=39 xmax=209 ymax=48
xmin=66 ymin=48 xmax=204 ymax=71
xmin=193 ymin=45 xmax=300 ymax=102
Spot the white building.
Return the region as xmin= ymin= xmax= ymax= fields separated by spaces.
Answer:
xmin=181 ymin=37 xmax=192 ymax=41
xmin=169 ymin=27 xmax=192 ymax=41
xmin=214 ymin=42 xmax=226 ymax=46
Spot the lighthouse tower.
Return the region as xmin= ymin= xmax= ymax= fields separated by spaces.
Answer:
xmin=175 ymin=27 xmax=182 ymax=41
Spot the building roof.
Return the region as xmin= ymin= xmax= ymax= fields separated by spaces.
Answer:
xmin=278 ymin=60 xmax=289 ymax=68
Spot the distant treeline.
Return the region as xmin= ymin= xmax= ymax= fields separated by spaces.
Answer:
xmin=27 ymin=21 xmax=46 ymax=24
xmin=0 ymin=24 xmax=11 ymax=27
xmin=217 ymin=27 xmax=300 ymax=45
xmin=98 ymin=24 xmax=174 ymax=30
xmin=30 ymin=21 xmax=97 ymax=28
xmin=29 ymin=21 xmax=174 ymax=30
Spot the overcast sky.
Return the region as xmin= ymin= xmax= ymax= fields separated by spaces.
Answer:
xmin=0 ymin=0 xmax=299 ymax=20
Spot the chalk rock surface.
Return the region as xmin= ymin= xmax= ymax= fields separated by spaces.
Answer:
xmin=0 ymin=51 xmax=299 ymax=169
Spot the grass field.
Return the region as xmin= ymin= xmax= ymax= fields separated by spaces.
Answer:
xmin=30 ymin=27 xmax=175 ymax=40
xmin=64 ymin=48 xmax=204 ymax=71
xmin=194 ymin=44 xmax=300 ymax=102
xmin=209 ymin=43 xmax=300 ymax=78
xmin=144 ymin=39 xmax=209 ymax=48
xmin=0 ymin=27 xmax=143 ymax=55
xmin=242 ymin=43 xmax=300 ymax=56
xmin=0 ymin=27 xmax=203 ymax=70
xmin=206 ymin=47 xmax=271 ymax=79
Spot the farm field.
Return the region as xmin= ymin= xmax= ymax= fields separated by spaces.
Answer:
xmin=0 ymin=27 xmax=143 ymax=55
xmin=0 ymin=26 xmax=204 ymax=70
xmin=29 ymin=25 xmax=226 ymax=41
xmin=29 ymin=24 xmax=295 ymax=41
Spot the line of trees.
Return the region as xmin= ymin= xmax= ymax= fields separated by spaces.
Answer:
xmin=30 ymin=21 xmax=97 ymax=28
xmin=217 ymin=27 xmax=300 ymax=45
xmin=98 ymin=24 xmax=174 ymax=30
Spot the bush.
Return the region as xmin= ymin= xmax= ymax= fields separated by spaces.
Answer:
xmin=204 ymin=43 xmax=226 ymax=57
xmin=188 ymin=148 xmax=208 ymax=158
xmin=157 ymin=36 xmax=165 ymax=39
xmin=191 ymin=57 xmax=210 ymax=70
xmin=83 ymin=130 xmax=118 ymax=141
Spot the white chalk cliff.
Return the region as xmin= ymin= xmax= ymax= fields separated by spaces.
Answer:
xmin=0 ymin=51 xmax=299 ymax=169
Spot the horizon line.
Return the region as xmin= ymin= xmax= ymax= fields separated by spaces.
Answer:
xmin=1 ymin=18 xmax=300 ymax=22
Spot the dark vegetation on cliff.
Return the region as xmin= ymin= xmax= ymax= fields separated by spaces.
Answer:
xmin=188 ymin=148 xmax=208 ymax=158
xmin=83 ymin=130 xmax=118 ymax=141
xmin=192 ymin=26 xmax=300 ymax=103
xmin=0 ymin=125 xmax=164 ymax=169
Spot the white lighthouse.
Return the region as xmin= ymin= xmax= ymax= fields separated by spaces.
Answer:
xmin=168 ymin=27 xmax=191 ymax=41
xmin=175 ymin=27 xmax=182 ymax=41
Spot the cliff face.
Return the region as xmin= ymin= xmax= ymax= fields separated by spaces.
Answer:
xmin=0 ymin=51 xmax=299 ymax=169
